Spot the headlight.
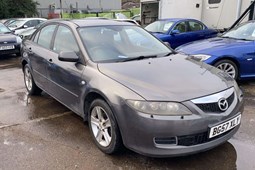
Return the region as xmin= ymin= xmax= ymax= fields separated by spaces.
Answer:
xmin=191 ymin=54 xmax=211 ymax=61
xmin=16 ymin=36 xmax=22 ymax=43
xmin=127 ymin=100 xmax=192 ymax=116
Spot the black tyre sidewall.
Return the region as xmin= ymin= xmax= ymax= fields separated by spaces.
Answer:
xmin=88 ymin=99 xmax=121 ymax=154
xmin=214 ymin=59 xmax=238 ymax=80
xmin=23 ymin=64 xmax=41 ymax=95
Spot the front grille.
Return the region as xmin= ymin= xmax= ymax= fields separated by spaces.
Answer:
xmin=177 ymin=129 xmax=233 ymax=146
xmin=154 ymin=128 xmax=235 ymax=147
xmin=196 ymin=92 xmax=235 ymax=113
xmin=0 ymin=41 xmax=16 ymax=44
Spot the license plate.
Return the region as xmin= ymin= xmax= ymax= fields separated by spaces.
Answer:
xmin=0 ymin=45 xmax=15 ymax=50
xmin=209 ymin=114 xmax=241 ymax=138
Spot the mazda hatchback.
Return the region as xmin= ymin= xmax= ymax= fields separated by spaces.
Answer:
xmin=21 ymin=19 xmax=243 ymax=157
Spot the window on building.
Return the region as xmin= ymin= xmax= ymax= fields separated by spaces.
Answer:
xmin=209 ymin=0 xmax=221 ymax=4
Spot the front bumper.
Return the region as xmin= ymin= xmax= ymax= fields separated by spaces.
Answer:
xmin=0 ymin=43 xmax=21 ymax=55
xmin=114 ymin=96 xmax=244 ymax=157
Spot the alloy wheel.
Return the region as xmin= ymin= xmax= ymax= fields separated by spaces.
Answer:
xmin=90 ymin=106 xmax=112 ymax=147
xmin=24 ymin=67 xmax=32 ymax=91
xmin=216 ymin=63 xmax=236 ymax=79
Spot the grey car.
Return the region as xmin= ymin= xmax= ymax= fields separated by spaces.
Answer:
xmin=21 ymin=19 xmax=244 ymax=157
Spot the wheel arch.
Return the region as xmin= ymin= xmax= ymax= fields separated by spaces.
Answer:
xmin=83 ymin=90 xmax=115 ymax=122
xmin=83 ymin=90 xmax=124 ymax=143
xmin=212 ymin=56 xmax=240 ymax=77
xmin=21 ymin=58 xmax=29 ymax=72
xmin=212 ymin=56 xmax=240 ymax=68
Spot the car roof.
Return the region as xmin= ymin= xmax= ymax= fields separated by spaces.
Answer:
xmin=45 ymin=19 xmax=135 ymax=27
xmin=158 ymin=18 xmax=199 ymax=22
xmin=15 ymin=18 xmax=47 ymax=21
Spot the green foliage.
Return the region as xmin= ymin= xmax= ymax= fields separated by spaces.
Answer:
xmin=63 ymin=8 xmax=140 ymax=19
xmin=0 ymin=0 xmax=9 ymax=19
xmin=0 ymin=0 xmax=39 ymax=19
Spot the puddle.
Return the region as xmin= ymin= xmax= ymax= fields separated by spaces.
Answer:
xmin=16 ymin=92 xmax=31 ymax=106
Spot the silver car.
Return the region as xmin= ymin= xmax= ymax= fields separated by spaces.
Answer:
xmin=21 ymin=19 xmax=244 ymax=157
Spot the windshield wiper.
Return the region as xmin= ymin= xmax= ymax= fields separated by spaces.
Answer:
xmin=221 ymin=36 xmax=252 ymax=41
xmin=162 ymin=52 xmax=176 ymax=56
xmin=236 ymin=38 xmax=253 ymax=41
xmin=121 ymin=55 xmax=158 ymax=62
xmin=221 ymin=36 xmax=232 ymax=39
xmin=151 ymin=31 xmax=164 ymax=34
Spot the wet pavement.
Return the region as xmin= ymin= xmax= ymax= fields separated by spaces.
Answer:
xmin=0 ymin=56 xmax=254 ymax=170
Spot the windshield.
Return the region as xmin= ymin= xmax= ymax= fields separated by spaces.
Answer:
xmin=79 ymin=26 xmax=172 ymax=62
xmin=8 ymin=20 xmax=26 ymax=28
xmin=0 ymin=23 xmax=11 ymax=33
xmin=222 ymin=22 xmax=255 ymax=40
xmin=145 ymin=21 xmax=174 ymax=34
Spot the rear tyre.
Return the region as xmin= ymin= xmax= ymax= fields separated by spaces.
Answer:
xmin=88 ymin=99 xmax=122 ymax=154
xmin=23 ymin=64 xmax=42 ymax=95
xmin=214 ymin=59 xmax=238 ymax=80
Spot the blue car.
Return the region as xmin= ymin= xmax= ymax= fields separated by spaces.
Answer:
xmin=177 ymin=21 xmax=255 ymax=80
xmin=145 ymin=18 xmax=218 ymax=49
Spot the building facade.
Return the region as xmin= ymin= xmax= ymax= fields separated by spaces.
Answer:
xmin=35 ymin=0 xmax=121 ymax=18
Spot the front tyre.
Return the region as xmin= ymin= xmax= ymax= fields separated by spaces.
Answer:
xmin=214 ymin=59 xmax=238 ymax=80
xmin=23 ymin=64 xmax=42 ymax=95
xmin=88 ymin=99 xmax=122 ymax=154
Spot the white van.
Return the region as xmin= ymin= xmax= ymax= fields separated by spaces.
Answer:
xmin=141 ymin=0 xmax=254 ymax=30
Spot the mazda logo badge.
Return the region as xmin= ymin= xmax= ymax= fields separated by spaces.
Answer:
xmin=218 ymin=98 xmax=228 ymax=111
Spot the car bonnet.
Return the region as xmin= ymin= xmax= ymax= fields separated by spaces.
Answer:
xmin=97 ymin=54 xmax=234 ymax=102
xmin=0 ymin=34 xmax=17 ymax=43
xmin=177 ymin=37 xmax=253 ymax=55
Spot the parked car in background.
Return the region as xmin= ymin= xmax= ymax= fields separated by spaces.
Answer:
xmin=21 ymin=19 xmax=243 ymax=157
xmin=8 ymin=18 xmax=46 ymax=35
xmin=145 ymin=18 xmax=218 ymax=49
xmin=114 ymin=19 xmax=140 ymax=25
xmin=3 ymin=18 xmax=18 ymax=26
xmin=177 ymin=21 xmax=255 ymax=80
xmin=0 ymin=23 xmax=21 ymax=56
xmin=19 ymin=22 xmax=45 ymax=39
xmin=131 ymin=14 xmax=141 ymax=25
xmin=0 ymin=19 xmax=7 ymax=24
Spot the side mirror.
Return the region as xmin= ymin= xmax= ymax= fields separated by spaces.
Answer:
xmin=23 ymin=25 xmax=28 ymax=28
xmin=171 ymin=30 xmax=181 ymax=35
xmin=163 ymin=41 xmax=171 ymax=47
xmin=58 ymin=51 xmax=79 ymax=62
